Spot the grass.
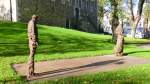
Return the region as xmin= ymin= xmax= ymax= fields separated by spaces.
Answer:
xmin=0 ymin=22 xmax=150 ymax=83
xmin=31 ymin=64 xmax=150 ymax=84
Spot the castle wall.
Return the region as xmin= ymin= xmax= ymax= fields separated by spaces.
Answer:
xmin=78 ymin=0 xmax=99 ymax=32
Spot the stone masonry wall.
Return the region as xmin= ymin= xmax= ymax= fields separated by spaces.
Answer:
xmin=17 ymin=0 xmax=98 ymax=33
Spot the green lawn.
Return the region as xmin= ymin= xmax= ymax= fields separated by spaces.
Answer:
xmin=31 ymin=64 xmax=150 ymax=84
xmin=0 ymin=22 xmax=150 ymax=84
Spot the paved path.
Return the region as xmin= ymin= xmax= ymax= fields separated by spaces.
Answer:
xmin=13 ymin=55 xmax=150 ymax=81
xmin=139 ymin=44 xmax=150 ymax=49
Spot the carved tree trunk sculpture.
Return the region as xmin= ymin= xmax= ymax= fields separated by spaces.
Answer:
xmin=114 ymin=21 xmax=124 ymax=56
xmin=28 ymin=52 xmax=35 ymax=77
xmin=27 ymin=15 xmax=38 ymax=79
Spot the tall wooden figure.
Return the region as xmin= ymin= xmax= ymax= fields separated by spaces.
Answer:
xmin=27 ymin=15 xmax=38 ymax=78
xmin=114 ymin=20 xmax=124 ymax=57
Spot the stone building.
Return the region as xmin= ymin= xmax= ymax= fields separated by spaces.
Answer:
xmin=0 ymin=0 xmax=99 ymax=33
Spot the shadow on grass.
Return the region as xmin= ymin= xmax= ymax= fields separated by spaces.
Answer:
xmin=0 ymin=39 xmax=114 ymax=57
xmin=0 ymin=43 xmax=28 ymax=44
xmin=31 ymin=59 xmax=124 ymax=80
xmin=125 ymin=42 xmax=150 ymax=45
xmin=124 ymin=50 xmax=150 ymax=56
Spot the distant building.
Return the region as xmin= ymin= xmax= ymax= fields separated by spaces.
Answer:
xmin=0 ymin=0 xmax=99 ymax=33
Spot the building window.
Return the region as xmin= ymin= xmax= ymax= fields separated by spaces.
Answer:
xmin=66 ymin=18 xmax=70 ymax=28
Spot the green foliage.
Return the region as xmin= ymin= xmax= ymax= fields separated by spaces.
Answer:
xmin=109 ymin=0 xmax=122 ymax=7
xmin=117 ymin=7 xmax=128 ymax=21
xmin=109 ymin=0 xmax=124 ymax=19
xmin=98 ymin=0 xmax=109 ymax=22
xmin=144 ymin=3 xmax=150 ymax=20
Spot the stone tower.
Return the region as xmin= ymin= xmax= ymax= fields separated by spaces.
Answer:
xmin=70 ymin=0 xmax=99 ymax=32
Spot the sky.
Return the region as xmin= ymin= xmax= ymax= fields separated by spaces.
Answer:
xmin=123 ymin=0 xmax=139 ymax=15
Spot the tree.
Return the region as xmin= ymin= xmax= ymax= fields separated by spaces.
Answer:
xmin=10 ymin=0 xmax=12 ymax=21
xmin=98 ymin=0 xmax=105 ymax=22
xmin=98 ymin=0 xmax=107 ymax=32
xmin=144 ymin=3 xmax=150 ymax=38
xmin=128 ymin=0 xmax=145 ymax=38
xmin=109 ymin=0 xmax=124 ymax=56
xmin=109 ymin=0 xmax=120 ymax=42
xmin=114 ymin=20 xmax=124 ymax=56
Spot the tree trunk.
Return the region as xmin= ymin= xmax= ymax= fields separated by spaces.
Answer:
xmin=114 ymin=21 xmax=124 ymax=56
xmin=10 ymin=0 xmax=12 ymax=21
xmin=110 ymin=1 xmax=119 ymax=42
xmin=112 ymin=17 xmax=119 ymax=42
xmin=144 ymin=18 xmax=150 ymax=38
xmin=128 ymin=0 xmax=134 ymax=21
xmin=128 ymin=0 xmax=145 ymax=38
xmin=98 ymin=5 xmax=104 ymax=33
xmin=131 ymin=16 xmax=141 ymax=37
xmin=144 ymin=18 xmax=149 ymax=38
xmin=148 ymin=20 xmax=150 ymax=37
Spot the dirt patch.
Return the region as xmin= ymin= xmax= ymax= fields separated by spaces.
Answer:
xmin=13 ymin=55 xmax=150 ymax=81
